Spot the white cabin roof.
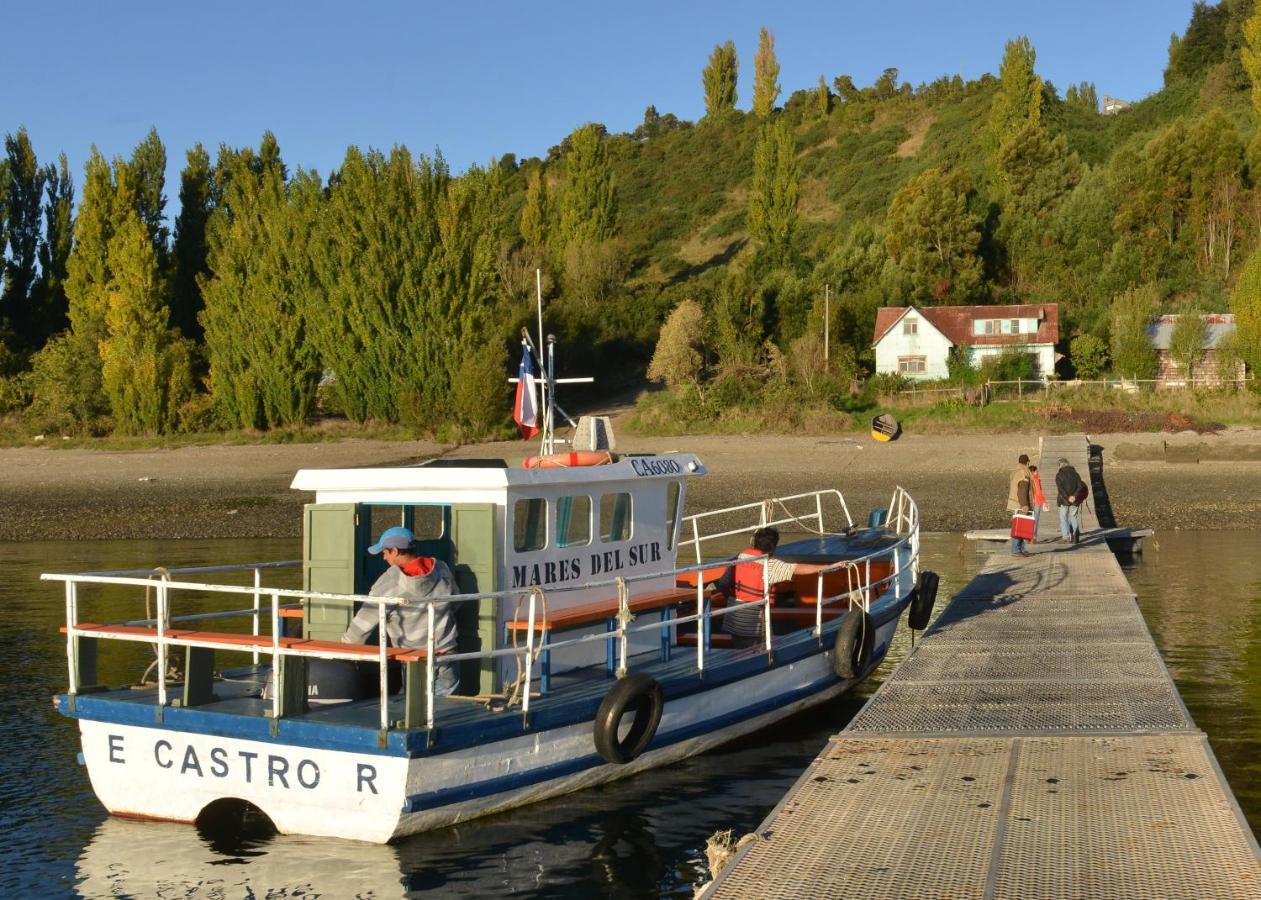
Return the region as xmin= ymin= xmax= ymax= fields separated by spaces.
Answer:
xmin=290 ymin=453 xmax=706 ymax=498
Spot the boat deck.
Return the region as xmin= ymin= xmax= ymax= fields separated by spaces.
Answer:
xmin=708 ymin=435 xmax=1261 ymax=899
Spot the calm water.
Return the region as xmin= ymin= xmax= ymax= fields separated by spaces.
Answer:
xmin=1 ymin=532 xmax=1257 ymax=898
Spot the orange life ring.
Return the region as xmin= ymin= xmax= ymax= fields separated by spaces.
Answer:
xmin=522 ymin=451 xmax=617 ymax=469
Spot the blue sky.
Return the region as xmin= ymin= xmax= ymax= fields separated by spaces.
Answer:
xmin=9 ymin=1 xmax=1196 ymax=212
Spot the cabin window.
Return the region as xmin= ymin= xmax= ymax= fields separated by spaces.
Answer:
xmin=556 ymin=495 xmax=592 ymax=548
xmin=600 ymin=493 xmax=633 ymax=543
xmin=363 ymin=504 xmax=443 ymax=539
xmin=897 ymin=356 xmax=926 ymax=375
xmin=1009 ymin=318 xmax=1020 ymax=334
xmin=902 ymin=319 xmax=918 ymax=336
xmin=513 ymin=498 xmax=548 ymax=552
xmin=665 ymin=482 xmax=682 ymax=550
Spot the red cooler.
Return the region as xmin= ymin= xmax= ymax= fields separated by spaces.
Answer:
xmin=1010 ymin=513 xmax=1036 ymax=540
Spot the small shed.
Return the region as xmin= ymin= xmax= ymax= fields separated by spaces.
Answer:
xmin=1146 ymin=314 xmax=1243 ymax=388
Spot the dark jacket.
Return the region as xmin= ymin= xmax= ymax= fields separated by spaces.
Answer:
xmin=1055 ymin=465 xmax=1084 ymax=507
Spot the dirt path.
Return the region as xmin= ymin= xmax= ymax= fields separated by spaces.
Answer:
xmin=2 ymin=425 xmax=1260 ymax=542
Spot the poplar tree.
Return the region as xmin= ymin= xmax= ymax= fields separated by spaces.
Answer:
xmin=520 ymin=169 xmax=550 ymax=254
xmin=171 ymin=144 xmax=212 ymax=339
xmin=128 ymin=128 xmax=168 ymax=264
xmin=3 ymin=129 xmax=47 ymax=344
xmin=1229 ymin=247 xmax=1261 ymax=383
xmin=815 ymin=76 xmax=832 ymax=119
xmin=98 ymin=211 xmax=193 ymax=433
xmin=989 ymin=37 xmax=1043 ymax=149
xmin=35 ymin=154 xmax=74 ymax=339
xmin=703 ymin=41 xmax=738 ymax=118
xmin=1109 ymin=285 xmax=1159 ymax=380
xmin=1168 ymin=307 xmax=1207 ymax=382
xmin=747 ymin=122 xmax=799 ymax=251
xmin=885 ymin=167 xmax=982 ymax=304
xmin=1242 ymin=5 xmax=1261 ymax=119
xmin=752 ymin=28 xmax=781 ymax=117
xmin=200 ymin=137 xmax=322 ymax=429
xmin=557 ymin=124 xmax=617 ymax=245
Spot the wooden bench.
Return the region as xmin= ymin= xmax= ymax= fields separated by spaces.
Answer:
xmin=504 ymin=588 xmax=696 ymax=691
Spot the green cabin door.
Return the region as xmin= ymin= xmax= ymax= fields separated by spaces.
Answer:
xmin=303 ymin=503 xmax=367 ymax=642
xmin=449 ymin=503 xmax=499 ymax=694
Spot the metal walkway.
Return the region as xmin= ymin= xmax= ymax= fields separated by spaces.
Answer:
xmin=708 ymin=435 xmax=1261 ymax=899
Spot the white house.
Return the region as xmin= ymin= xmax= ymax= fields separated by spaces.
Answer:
xmin=872 ymin=304 xmax=1060 ymax=381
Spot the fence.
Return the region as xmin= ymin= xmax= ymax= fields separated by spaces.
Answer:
xmin=898 ymin=376 xmax=1255 ymax=405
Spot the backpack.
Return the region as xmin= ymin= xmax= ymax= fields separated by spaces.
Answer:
xmin=1074 ymin=483 xmax=1089 ymax=504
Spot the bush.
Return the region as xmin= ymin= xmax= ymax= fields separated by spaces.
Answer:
xmin=978 ymin=349 xmax=1039 ymax=383
xmin=1070 ymin=334 xmax=1108 ymax=379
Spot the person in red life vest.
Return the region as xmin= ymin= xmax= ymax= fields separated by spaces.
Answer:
xmin=717 ymin=527 xmax=827 ymax=646
xmin=342 ymin=526 xmax=460 ymax=696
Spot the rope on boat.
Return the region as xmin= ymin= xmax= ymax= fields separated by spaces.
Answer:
xmin=139 ymin=567 xmax=183 ymax=687
xmin=504 ymin=585 xmax=548 ymax=710
xmin=768 ymin=497 xmax=838 ymax=537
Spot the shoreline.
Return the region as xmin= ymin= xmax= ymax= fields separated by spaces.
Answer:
xmin=3 ymin=428 xmax=1261 ymax=542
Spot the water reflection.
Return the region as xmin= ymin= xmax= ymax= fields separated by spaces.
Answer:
xmin=4 ymin=533 xmax=1258 ymax=897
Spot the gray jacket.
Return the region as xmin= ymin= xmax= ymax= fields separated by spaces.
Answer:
xmin=343 ymin=560 xmax=459 ymax=652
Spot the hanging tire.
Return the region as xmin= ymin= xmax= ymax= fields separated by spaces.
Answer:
xmin=908 ymin=570 xmax=940 ymax=631
xmin=833 ymin=609 xmax=874 ymax=679
xmin=593 ymin=673 xmax=665 ymax=765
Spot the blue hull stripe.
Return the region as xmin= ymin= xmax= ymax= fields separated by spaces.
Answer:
xmin=400 ymin=648 xmax=888 ymax=814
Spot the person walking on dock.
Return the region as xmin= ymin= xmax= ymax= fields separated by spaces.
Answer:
xmin=1055 ymin=458 xmax=1085 ymax=544
xmin=1028 ymin=464 xmax=1048 ymax=544
xmin=1006 ymin=454 xmax=1033 ymax=557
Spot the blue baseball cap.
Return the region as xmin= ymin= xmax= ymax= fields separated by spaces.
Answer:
xmin=368 ymin=526 xmax=414 ymax=554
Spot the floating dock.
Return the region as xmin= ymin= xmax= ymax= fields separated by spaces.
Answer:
xmin=708 ymin=434 xmax=1261 ymax=899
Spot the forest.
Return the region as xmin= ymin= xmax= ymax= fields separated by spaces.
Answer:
xmin=2 ymin=0 xmax=1261 ymax=441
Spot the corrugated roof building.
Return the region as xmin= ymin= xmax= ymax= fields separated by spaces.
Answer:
xmin=872 ymin=304 xmax=1059 ymax=381
xmin=1146 ymin=314 xmax=1243 ymax=388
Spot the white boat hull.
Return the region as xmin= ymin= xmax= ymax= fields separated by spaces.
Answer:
xmin=77 ymin=616 xmax=898 ymax=843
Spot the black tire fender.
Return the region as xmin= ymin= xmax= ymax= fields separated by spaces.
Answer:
xmin=908 ymin=570 xmax=940 ymax=631
xmin=593 ymin=673 xmax=665 ymax=764
xmin=833 ymin=609 xmax=874 ymax=679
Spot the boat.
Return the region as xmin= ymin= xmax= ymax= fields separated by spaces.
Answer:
xmin=48 ymin=316 xmax=933 ymax=844
xmin=871 ymin=412 xmax=901 ymax=442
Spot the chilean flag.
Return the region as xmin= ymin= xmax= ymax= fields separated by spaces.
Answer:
xmin=514 ymin=345 xmax=539 ymax=439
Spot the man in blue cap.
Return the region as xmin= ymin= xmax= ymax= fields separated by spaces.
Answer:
xmin=342 ymin=526 xmax=460 ymax=696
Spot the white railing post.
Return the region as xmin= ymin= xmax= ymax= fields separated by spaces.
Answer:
xmin=762 ymin=558 xmax=772 ymax=657
xmin=252 ymin=567 xmax=262 ymax=665
xmin=65 ymin=581 xmax=78 ymax=694
xmin=893 ymin=548 xmax=902 ymax=601
xmin=617 ymin=578 xmax=630 ymax=677
xmin=814 ymin=572 xmax=824 ymax=640
xmin=522 ymin=590 xmax=537 ymax=723
xmin=864 ymin=558 xmax=872 ymax=612
xmin=696 ymin=581 xmax=705 ymax=675
xmin=426 ymin=604 xmax=436 ymax=731
xmin=271 ymin=591 xmax=283 ymax=720
xmin=377 ymin=599 xmax=389 ymax=733
xmin=155 ymin=577 xmax=168 ymax=707
xmin=692 ymin=519 xmax=702 ymax=565
xmin=815 ymin=493 xmax=824 ymax=533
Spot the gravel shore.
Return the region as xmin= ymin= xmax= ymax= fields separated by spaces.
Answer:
xmin=2 ymin=428 xmax=1260 ymax=542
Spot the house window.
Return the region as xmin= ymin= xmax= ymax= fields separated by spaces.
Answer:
xmin=897 ymin=356 xmax=927 ymax=375
xmin=903 ymin=319 xmax=918 ymax=336
xmin=1009 ymin=319 xmax=1020 ymax=334
xmin=983 ymin=320 xmax=998 ymax=335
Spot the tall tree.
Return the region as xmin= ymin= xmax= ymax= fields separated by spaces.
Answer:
xmin=1109 ymin=284 xmax=1159 ymax=380
xmin=128 ymin=128 xmax=168 ymax=264
xmin=703 ymin=41 xmax=739 ymax=118
xmin=747 ymin=122 xmax=799 ymax=252
xmin=815 ymin=76 xmax=831 ymax=119
xmin=171 ymin=144 xmax=212 ymax=340
xmin=885 ymin=167 xmax=982 ymax=304
xmin=520 ymin=168 xmax=550 ymax=254
xmin=98 ymin=210 xmax=193 ymax=433
xmin=34 ymin=154 xmax=74 ymax=340
xmin=200 ymin=138 xmax=322 ymax=429
xmin=3 ymin=129 xmax=48 ymax=344
xmin=557 ymin=124 xmax=617 ymax=245
xmin=1243 ymin=3 xmax=1261 ymax=119
xmin=1168 ymin=307 xmax=1207 ymax=383
xmin=1229 ymin=247 xmax=1261 ymax=384
xmin=752 ymin=27 xmax=781 ymax=117
xmin=997 ymin=124 xmax=1081 ymax=281
xmin=989 ymin=37 xmax=1043 ymax=148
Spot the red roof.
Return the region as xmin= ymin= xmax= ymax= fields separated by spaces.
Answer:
xmin=872 ymin=304 xmax=1059 ymax=347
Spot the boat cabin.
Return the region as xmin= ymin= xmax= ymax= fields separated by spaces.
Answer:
xmin=289 ymin=453 xmax=707 ymax=693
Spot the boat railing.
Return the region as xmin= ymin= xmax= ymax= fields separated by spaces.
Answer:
xmin=678 ymin=489 xmax=855 ymax=565
xmin=46 ymin=490 xmax=918 ymax=735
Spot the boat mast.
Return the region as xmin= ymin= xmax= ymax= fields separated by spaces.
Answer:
xmin=531 ymin=269 xmax=592 ymax=455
